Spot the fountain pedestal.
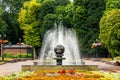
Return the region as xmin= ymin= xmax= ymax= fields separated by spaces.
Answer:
xmin=54 ymin=45 xmax=65 ymax=65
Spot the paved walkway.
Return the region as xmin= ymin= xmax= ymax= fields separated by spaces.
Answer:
xmin=0 ymin=60 xmax=120 ymax=76
xmin=84 ymin=60 xmax=120 ymax=73
xmin=0 ymin=60 xmax=33 ymax=76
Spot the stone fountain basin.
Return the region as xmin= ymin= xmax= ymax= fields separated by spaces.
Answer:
xmin=22 ymin=65 xmax=98 ymax=72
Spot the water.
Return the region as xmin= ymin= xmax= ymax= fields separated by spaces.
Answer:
xmin=38 ymin=23 xmax=82 ymax=65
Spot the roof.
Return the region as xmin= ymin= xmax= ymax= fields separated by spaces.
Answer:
xmin=3 ymin=44 xmax=33 ymax=49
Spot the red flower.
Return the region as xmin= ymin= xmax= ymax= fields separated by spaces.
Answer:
xmin=60 ymin=69 xmax=66 ymax=74
xmin=69 ymin=69 xmax=75 ymax=75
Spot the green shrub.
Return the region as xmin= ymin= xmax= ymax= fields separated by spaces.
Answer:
xmin=4 ymin=53 xmax=14 ymax=58
xmin=21 ymin=54 xmax=27 ymax=58
xmin=114 ymin=56 xmax=120 ymax=60
xmin=16 ymin=53 xmax=32 ymax=58
xmin=27 ymin=54 xmax=33 ymax=58
xmin=13 ymin=55 xmax=18 ymax=58
xmin=17 ymin=54 xmax=27 ymax=58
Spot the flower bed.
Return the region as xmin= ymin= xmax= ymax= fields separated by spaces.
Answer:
xmin=101 ymin=58 xmax=112 ymax=62
xmin=2 ymin=70 xmax=120 ymax=80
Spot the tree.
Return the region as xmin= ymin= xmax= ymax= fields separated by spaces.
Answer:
xmin=99 ymin=9 xmax=120 ymax=57
xmin=99 ymin=0 xmax=120 ymax=57
xmin=1 ymin=0 xmax=27 ymax=43
xmin=106 ymin=0 xmax=120 ymax=11
xmin=38 ymin=0 xmax=70 ymax=38
xmin=18 ymin=0 xmax=41 ymax=59
xmin=39 ymin=0 xmax=56 ymax=18
xmin=55 ymin=0 xmax=70 ymax=6
xmin=73 ymin=0 xmax=105 ymax=54
xmin=40 ymin=14 xmax=57 ymax=37
xmin=56 ymin=6 xmax=65 ymax=22
xmin=0 ymin=6 xmax=7 ymax=35
xmin=64 ymin=3 xmax=74 ymax=28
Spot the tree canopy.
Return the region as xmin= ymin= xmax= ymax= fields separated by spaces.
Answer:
xmin=99 ymin=9 xmax=120 ymax=56
xmin=18 ymin=0 xmax=41 ymax=47
xmin=1 ymin=0 xmax=27 ymax=43
xmin=73 ymin=0 xmax=105 ymax=54
xmin=0 ymin=6 xmax=7 ymax=36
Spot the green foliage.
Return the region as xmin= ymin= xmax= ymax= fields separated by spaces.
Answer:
xmin=4 ymin=52 xmax=14 ymax=58
xmin=1 ymin=0 xmax=27 ymax=43
xmin=40 ymin=0 xmax=56 ymax=17
xmin=40 ymin=14 xmax=56 ymax=37
xmin=99 ymin=9 xmax=120 ymax=56
xmin=73 ymin=6 xmax=86 ymax=27
xmin=18 ymin=0 xmax=41 ymax=47
xmin=55 ymin=0 xmax=70 ymax=6
xmin=17 ymin=54 xmax=32 ymax=58
xmin=4 ymin=52 xmax=33 ymax=58
xmin=56 ymin=6 xmax=65 ymax=14
xmin=64 ymin=4 xmax=74 ymax=28
xmin=73 ymin=0 xmax=105 ymax=54
xmin=106 ymin=0 xmax=120 ymax=11
xmin=4 ymin=53 xmax=32 ymax=58
xmin=27 ymin=54 xmax=33 ymax=58
xmin=114 ymin=56 xmax=120 ymax=60
xmin=56 ymin=6 xmax=65 ymax=22
xmin=38 ymin=0 xmax=70 ymax=38
xmin=0 ymin=6 xmax=7 ymax=35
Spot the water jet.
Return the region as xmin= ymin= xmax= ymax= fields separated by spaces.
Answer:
xmin=38 ymin=23 xmax=82 ymax=65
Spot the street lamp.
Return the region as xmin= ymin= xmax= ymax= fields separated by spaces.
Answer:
xmin=0 ymin=34 xmax=7 ymax=61
xmin=91 ymin=42 xmax=101 ymax=61
xmin=19 ymin=38 xmax=21 ymax=60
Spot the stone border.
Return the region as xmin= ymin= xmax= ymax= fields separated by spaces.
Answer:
xmin=22 ymin=65 xmax=98 ymax=71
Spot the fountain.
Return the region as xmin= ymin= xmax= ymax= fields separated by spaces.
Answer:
xmin=22 ymin=23 xmax=98 ymax=71
xmin=38 ymin=23 xmax=82 ymax=65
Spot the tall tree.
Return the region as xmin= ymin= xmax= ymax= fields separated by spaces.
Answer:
xmin=73 ymin=0 xmax=105 ymax=55
xmin=99 ymin=0 xmax=120 ymax=57
xmin=38 ymin=0 xmax=70 ymax=38
xmin=38 ymin=0 xmax=56 ymax=38
xmin=99 ymin=9 xmax=120 ymax=57
xmin=64 ymin=3 xmax=74 ymax=28
xmin=0 ymin=5 xmax=7 ymax=36
xmin=18 ymin=0 xmax=41 ymax=59
xmin=1 ymin=0 xmax=26 ymax=43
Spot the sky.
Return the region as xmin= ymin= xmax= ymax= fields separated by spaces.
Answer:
xmin=70 ymin=0 xmax=73 ymax=2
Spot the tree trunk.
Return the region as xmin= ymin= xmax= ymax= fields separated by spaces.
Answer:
xmin=33 ymin=47 xmax=36 ymax=59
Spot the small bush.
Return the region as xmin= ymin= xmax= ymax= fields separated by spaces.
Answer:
xmin=16 ymin=53 xmax=32 ymax=58
xmin=114 ymin=56 xmax=120 ymax=60
xmin=27 ymin=54 xmax=33 ymax=58
xmin=17 ymin=54 xmax=27 ymax=58
xmin=4 ymin=53 xmax=14 ymax=58
xmin=13 ymin=55 xmax=18 ymax=58
xmin=21 ymin=54 xmax=27 ymax=58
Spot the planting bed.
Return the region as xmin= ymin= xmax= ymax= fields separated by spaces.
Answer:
xmin=1 ymin=70 xmax=120 ymax=80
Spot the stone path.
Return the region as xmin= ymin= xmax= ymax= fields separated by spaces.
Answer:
xmin=0 ymin=60 xmax=120 ymax=76
xmin=84 ymin=59 xmax=120 ymax=73
xmin=0 ymin=60 xmax=33 ymax=76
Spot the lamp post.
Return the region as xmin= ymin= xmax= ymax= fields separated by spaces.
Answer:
xmin=19 ymin=38 xmax=21 ymax=60
xmin=91 ymin=42 xmax=101 ymax=61
xmin=0 ymin=34 xmax=7 ymax=61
